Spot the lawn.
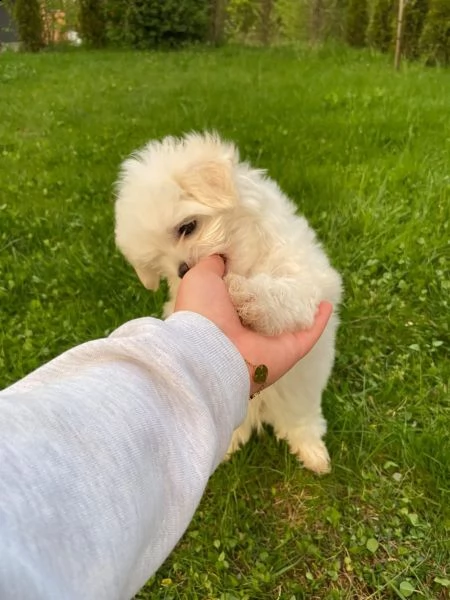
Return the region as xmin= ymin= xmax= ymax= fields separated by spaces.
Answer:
xmin=0 ymin=45 xmax=448 ymax=599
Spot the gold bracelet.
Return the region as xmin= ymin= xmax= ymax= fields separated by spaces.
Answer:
xmin=245 ymin=361 xmax=268 ymax=399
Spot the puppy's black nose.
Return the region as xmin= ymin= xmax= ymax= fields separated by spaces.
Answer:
xmin=178 ymin=262 xmax=190 ymax=279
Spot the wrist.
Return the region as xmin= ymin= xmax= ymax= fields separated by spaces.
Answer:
xmin=244 ymin=359 xmax=269 ymax=398
xmin=166 ymin=311 xmax=252 ymax=400
xmin=224 ymin=331 xmax=269 ymax=397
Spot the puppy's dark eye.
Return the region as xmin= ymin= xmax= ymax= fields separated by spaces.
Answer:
xmin=177 ymin=220 xmax=197 ymax=238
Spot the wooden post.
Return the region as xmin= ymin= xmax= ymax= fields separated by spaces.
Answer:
xmin=395 ymin=0 xmax=406 ymax=70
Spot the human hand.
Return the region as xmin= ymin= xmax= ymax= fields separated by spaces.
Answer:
xmin=174 ymin=256 xmax=333 ymax=395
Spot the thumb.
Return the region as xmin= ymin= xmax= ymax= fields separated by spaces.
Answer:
xmin=291 ymin=301 xmax=334 ymax=360
xmin=187 ymin=255 xmax=226 ymax=279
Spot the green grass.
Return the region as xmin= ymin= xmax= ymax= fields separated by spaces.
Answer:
xmin=0 ymin=44 xmax=449 ymax=599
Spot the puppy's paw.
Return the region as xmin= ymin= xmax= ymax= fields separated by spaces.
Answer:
xmin=227 ymin=273 xmax=322 ymax=334
xmin=296 ymin=300 xmax=319 ymax=329
xmin=294 ymin=299 xmax=320 ymax=331
xmin=292 ymin=439 xmax=331 ymax=475
xmin=225 ymin=274 xmax=267 ymax=332
xmin=225 ymin=273 xmax=254 ymax=306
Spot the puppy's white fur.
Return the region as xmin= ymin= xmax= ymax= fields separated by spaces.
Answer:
xmin=115 ymin=132 xmax=342 ymax=473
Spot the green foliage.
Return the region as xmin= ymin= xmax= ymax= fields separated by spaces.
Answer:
xmin=367 ymin=0 xmax=395 ymax=52
xmin=6 ymin=0 xmax=450 ymax=65
xmin=43 ymin=0 xmax=79 ymax=32
xmin=78 ymin=0 xmax=106 ymax=48
xmin=225 ymin=0 xmax=260 ymax=41
xmin=325 ymin=0 xmax=348 ymax=40
xmin=419 ymin=0 xmax=450 ymax=65
xmin=259 ymin=0 xmax=275 ymax=45
xmin=105 ymin=0 xmax=209 ymax=49
xmin=102 ymin=0 xmax=130 ymax=47
xmin=0 ymin=46 xmax=449 ymax=598
xmin=273 ymin=0 xmax=308 ymax=42
xmin=225 ymin=0 xmax=310 ymax=45
xmin=14 ymin=0 xmax=44 ymax=52
xmin=345 ymin=0 xmax=368 ymax=47
xmin=402 ymin=0 xmax=429 ymax=59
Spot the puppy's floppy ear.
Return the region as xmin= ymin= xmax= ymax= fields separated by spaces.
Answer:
xmin=178 ymin=160 xmax=236 ymax=209
xmin=135 ymin=265 xmax=160 ymax=291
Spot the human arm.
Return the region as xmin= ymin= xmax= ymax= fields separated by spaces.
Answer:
xmin=0 ymin=313 xmax=249 ymax=600
xmin=0 ymin=256 xmax=332 ymax=600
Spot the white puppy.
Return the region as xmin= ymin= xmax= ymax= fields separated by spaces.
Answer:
xmin=115 ymin=132 xmax=342 ymax=474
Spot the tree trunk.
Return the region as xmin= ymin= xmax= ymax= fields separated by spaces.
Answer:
xmin=209 ymin=0 xmax=228 ymax=46
xmin=260 ymin=0 xmax=274 ymax=46
xmin=310 ymin=0 xmax=324 ymax=44
xmin=395 ymin=0 xmax=406 ymax=69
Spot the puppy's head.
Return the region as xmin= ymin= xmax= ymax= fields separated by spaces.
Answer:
xmin=114 ymin=132 xmax=239 ymax=289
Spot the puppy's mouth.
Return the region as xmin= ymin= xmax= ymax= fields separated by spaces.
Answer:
xmin=178 ymin=262 xmax=190 ymax=279
xmin=177 ymin=254 xmax=228 ymax=279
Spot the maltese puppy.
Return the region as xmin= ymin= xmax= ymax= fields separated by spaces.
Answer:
xmin=114 ymin=132 xmax=342 ymax=474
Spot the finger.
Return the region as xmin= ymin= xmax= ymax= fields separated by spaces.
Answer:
xmin=314 ymin=301 xmax=334 ymax=331
xmin=190 ymin=255 xmax=226 ymax=278
xmin=291 ymin=301 xmax=334 ymax=357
